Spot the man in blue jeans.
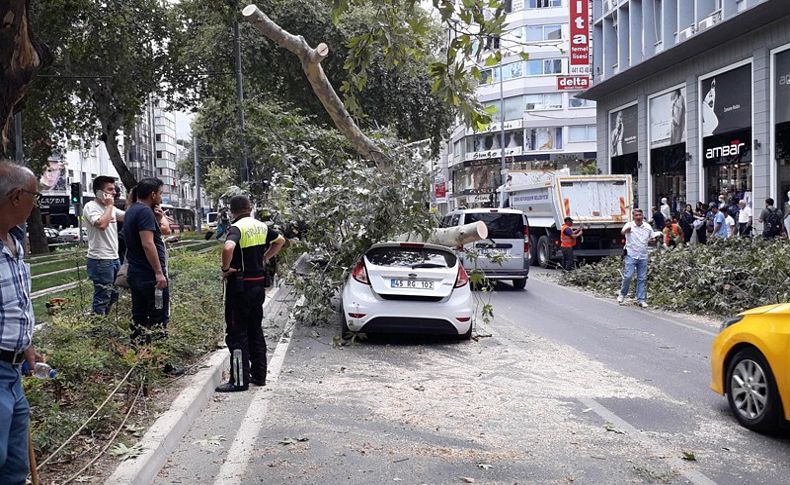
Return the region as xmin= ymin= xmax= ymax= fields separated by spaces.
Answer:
xmin=0 ymin=161 xmax=41 ymax=483
xmin=617 ymin=209 xmax=662 ymax=308
xmin=122 ymin=178 xmax=171 ymax=345
xmin=83 ymin=176 xmax=125 ymax=314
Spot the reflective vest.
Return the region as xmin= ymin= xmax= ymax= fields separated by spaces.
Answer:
xmin=663 ymin=223 xmax=682 ymax=245
xmin=560 ymin=224 xmax=576 ymax=248
xmin=231 ymin=216 xmax=269 ymax=249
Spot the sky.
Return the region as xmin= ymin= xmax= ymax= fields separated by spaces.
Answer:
xmin=174 ymin=110 xmax=195 ymax=141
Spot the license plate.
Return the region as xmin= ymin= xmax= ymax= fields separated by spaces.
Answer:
xmin=390 ymin=279 xmax=434 ymax=290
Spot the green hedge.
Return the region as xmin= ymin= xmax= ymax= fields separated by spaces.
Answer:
xmin=560 ymin=238 xmax=790 ymax=317
xmin=25 ymin=249 xmax=225 ymax=472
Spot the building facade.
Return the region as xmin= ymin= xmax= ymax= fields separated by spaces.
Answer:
xmin=445 ymin=0 xmax=597 ymax=210
xmin=584 ymin=0 xmax=790 ymax=220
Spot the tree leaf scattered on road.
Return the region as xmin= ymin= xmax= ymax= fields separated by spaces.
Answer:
xmin=682 ymin=451 xmax=696 ymax=461
xmin=604 ymin=423 xmax=625 ymax=434
xmin=461 ymin=478 xmax=475 ymax=483
xmin=193 ymin=435 xmax=226 ymax=447
xmin=109 ymin=442 xmax=145 ymax=461
xmin=477 ymin=463 xmax=493 ymax=470
xmin=413 ymin=384 xmax=425 ymax=392
xmin=279 ymin=437 xmax=310 ymax=445
xmin=123 ymin=424 xmax=145 ymax=437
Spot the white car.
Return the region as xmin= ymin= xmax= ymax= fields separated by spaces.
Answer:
xmin=341 ymin=242 xmax=474 ymax=339
xmin=57 ymin=227 xmax=87 ymax=242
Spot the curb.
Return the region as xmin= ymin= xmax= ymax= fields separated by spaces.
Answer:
xmin=106 ymin=284 xmax=283 ymax=484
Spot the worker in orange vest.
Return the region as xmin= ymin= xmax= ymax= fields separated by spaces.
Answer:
xmin=560 ymin=216 xmax=584 ymax=270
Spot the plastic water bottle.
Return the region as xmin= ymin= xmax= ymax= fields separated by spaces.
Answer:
xmin=155 ymin=288 xmax=164 ymax=310
xmin=233 ymin=349 xmax=244 ymax=387
xmin=21 ymin=361 xmax=57 ymax=379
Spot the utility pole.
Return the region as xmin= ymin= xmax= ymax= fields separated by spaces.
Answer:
xmin=499 ymin=63 xmax=507 ymax=208
xmin=193 ymin=135 xmax=202 ymax=234
xmin=232 ymin=10 xmax=249 ymax=183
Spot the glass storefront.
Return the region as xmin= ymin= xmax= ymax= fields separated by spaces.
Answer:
xmin=774 ymin=50 xmax=790 ymax=213
xmin=651 ymin=143 xmax=686 ymax=211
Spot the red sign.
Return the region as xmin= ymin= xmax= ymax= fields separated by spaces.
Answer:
xmin=434 ymin=182 xmax=447 ymax=199
xmin=557 ymin=76 xmax=591 ymax=90
xmin=569 ymin=0 xmax=590 ymax=67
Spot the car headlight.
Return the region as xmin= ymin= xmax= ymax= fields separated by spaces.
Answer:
xmin=720 ymin=315 xmax=744 ymax=332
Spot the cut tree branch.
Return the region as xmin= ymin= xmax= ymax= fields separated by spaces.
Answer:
xmin=241 ymin=4 xmax=387 ymax=166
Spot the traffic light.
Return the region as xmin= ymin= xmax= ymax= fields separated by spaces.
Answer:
xmin=70 ymin=182 xmax=81 ymax=204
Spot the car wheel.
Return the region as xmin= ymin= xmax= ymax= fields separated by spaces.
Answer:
xmin=512 ymin=278 xmax=527 ymax=290
xmin=340 ymin=305 xmax=350 ymax=338
xmin=537 ymin=236 xmax=551 ymax=269
xmin=528 ymin=235 xmax=538 ymax=266
xmin=726 ymin=348 xmax=783 ymax=433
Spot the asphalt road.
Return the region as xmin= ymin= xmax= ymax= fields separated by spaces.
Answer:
xmin=157 ymin=271 xmax=790 ymax=484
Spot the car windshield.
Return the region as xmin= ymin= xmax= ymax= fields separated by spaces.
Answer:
xmin=366 ymin=246 xmax=456 ymax=268
xmin=464 ymin=213 xmax=524 ymax=239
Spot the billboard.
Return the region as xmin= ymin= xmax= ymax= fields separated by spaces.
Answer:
xmin=609 ymin=105 xmax=638 ymax=156
xmin=649 ymin=87 xmax=686 ymax=148
xmin=775 ymin=49 xmax=790 ymax=125
xmin=700 ymin=64 xmax=751 ymax=137
xmin=40 ymin=160 xmax=67 ymax=192
xmin=569 ymin=0 xmax=590 ymax=73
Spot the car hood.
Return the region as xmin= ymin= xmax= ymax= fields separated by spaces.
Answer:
xmin=739 ymin=303 xmax=790 ymax=316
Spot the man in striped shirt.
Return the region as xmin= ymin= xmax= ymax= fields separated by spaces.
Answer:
xmin=0 ymin=161 xmax=40 ymax=483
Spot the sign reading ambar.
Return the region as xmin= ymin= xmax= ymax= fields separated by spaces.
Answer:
xmin=557 ymin=76 xmax=590 ymax=90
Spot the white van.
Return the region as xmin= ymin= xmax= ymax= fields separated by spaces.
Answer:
xmin=440 ymin=208 xmax=530 ymax=289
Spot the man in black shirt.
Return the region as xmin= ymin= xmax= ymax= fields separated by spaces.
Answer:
xmin=217 ymin=195 xmax=285 ymax=392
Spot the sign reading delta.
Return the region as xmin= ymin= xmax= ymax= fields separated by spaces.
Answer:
xmin=557 ymin=76 xmax=591 ymax=90
xmin=569 ymin=0 xmax=590 ymax=67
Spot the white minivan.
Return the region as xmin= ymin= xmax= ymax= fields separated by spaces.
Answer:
xmin=440 ymin=208 xmax=530 ymax=289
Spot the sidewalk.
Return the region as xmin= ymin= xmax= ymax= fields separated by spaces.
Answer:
xmin=107 ymin=283 xmax=298 ymax=484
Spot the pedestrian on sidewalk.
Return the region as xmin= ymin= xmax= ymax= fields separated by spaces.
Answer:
xmin=0 ymin=161 xmax=41 ymax=483
xmin=617 ymin=209 xmax=661 ymax=308
xmin=83 ymin=176 xmax=125 ymax=314
xmin=123 ymin=178 xmax=172 ymax=345
xmin=559 ymin=217 xmax=583 ymax=270
xmin=217 ymin=195 xmax=285 ymax=392
xmin=736 ymin=199 xmax=752 ymax=237
xmin=758 ymin=198 xmax=784 ymax=240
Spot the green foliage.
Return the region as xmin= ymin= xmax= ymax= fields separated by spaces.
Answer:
xmin=560 ymin=239 xmax=790 ymax=317
xmin=26 ymin=250 xmax=224 ymax=461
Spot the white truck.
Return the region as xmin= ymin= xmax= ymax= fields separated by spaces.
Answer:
xmin=500 ymin=171 xmax=634 ymax=267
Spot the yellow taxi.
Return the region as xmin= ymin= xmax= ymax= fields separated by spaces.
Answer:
xmin=711 ymin=303 xmax=790 ymax=432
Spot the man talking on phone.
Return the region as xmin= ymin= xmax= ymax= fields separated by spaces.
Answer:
xmin=83 ymin=176 xmax=125 ymax=314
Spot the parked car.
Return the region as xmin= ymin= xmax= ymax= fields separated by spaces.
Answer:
xmin=440 ymin=208 xmax=530 ymax=289
xmin=44 ymin=227 xmax=59 ymax=244
xmin=710 ymin=303 xmax=790 ymax=432
xmin=57 ymin=227 xmax=87 ymax=242
xmin=341 ymin=242 xmax=473 ymax=339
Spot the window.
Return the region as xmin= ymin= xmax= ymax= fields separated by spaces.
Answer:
xmin=569 ymin=96 xmax=594 ymax=108
xmin=568 ymin=125 xmax=596 ymax=142
xmin=653 ymin=0 xmax=663 ymax=43
xmin=526 ymin=58 xmax=564 ymax=75
xmin=525 ymin=24 xmax=563 ymax=42
xmin=526 ymin=0 xmax=562 ymax=8
xmin=526 ymin=128 xmax=563 ymax=151
xmin=524 ymin=93 xmax=563 ymax=110
xmin=155 ymin=134 xmax=162 ymax=142
xmin=156 ymin=150 xmax=163 ymax=159
xmin=503 ymin=96 xmax=525 ymax=120
xmin=502 ymin=62 xmax=523 ymax=80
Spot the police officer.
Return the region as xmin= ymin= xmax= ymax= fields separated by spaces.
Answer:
xmin=217 ymin=195 xmax=285 ymax=392
xmin=560 ymin=217 xmax=583 ymax=270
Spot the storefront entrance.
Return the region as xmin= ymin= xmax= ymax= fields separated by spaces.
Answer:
xmin=611 ymin=153 xmax=639 ymax=207
xmin=651 ymin=143 xmax=686 ymax=212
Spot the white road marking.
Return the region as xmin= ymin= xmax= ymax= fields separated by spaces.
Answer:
xmin=212 ymin=296 xmax=302 ymax=484
xmin=579 ymin=397 xmax=718 ymax=485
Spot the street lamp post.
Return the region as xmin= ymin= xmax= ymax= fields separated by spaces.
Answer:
xmin=499 ymin=65 xmax=507 ymax=208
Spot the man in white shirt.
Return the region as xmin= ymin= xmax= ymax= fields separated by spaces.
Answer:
xmin=660 ymin=197 xmax=671 ymax=221
xmin=737 ymin=199 xmax=752 ymax=237
xmin=724 ymin=208 xmax=736 ymax=238
xmin=617 ymin=209 xmax=662 ymax=308
xmin=83 ymin=176 xmax=125 ymax=314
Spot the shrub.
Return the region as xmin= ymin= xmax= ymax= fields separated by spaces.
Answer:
xmin=560 ymin=238 xmax=790 ymax=317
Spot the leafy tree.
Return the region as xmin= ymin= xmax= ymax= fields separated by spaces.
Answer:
xmin=27 ymin=0 xmax=171 ymax=190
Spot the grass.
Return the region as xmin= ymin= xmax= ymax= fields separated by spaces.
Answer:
xmin=31 ymin=270 xmax=83 ymax=293
xmin=27 ymin=247 xmax=225 ymax=481
xmin=30 ymin=257 xmax=84 ymax=275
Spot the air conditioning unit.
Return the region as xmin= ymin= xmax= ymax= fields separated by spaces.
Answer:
xmin=677 ymin=26 xmax=695 ymax=42
xmin=697 ymin=13 xmax=720 ymax=32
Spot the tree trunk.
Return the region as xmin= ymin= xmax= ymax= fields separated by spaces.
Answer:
xmin=395 ymin=221 xmax=489 ymax=247
xmin=26 ymin=207 xmax=49 ymax=254
xmin=0 ymin=0 xmax=50 ymax=151
xmin=102 ymin=127 xmax=137 ymax=191
xmin=242 ymin=5 xmax=387 ymax=167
